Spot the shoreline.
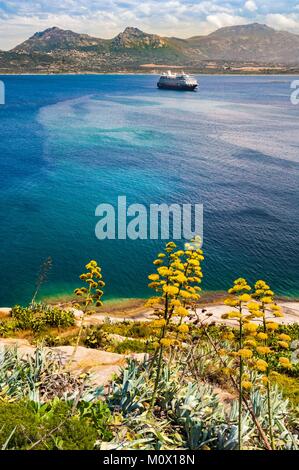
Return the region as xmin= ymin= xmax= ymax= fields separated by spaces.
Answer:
xmin=3 ymin=288 xmax=299 ymax=309
xmin=1 ymin=72 xmax=299 ymax=77
xmin=2 ymin=291 xmax=299 ymax=323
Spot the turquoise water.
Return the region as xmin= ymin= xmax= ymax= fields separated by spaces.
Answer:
xmin=0 ymin=74 xmax=298 ymax=306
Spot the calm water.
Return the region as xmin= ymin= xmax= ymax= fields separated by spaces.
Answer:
xmin=0 ymin=74 xmax=298 ymax=306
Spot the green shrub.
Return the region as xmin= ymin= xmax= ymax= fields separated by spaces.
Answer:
xmin=83 ymin=326 xmax=110 ymax=349
xmin=272 ymin=373 xmax=299 ymax=408
xmin=10 ymin=303 xmax=75 ymax=333
xmin=0 ymin=320 xmax=16 ymax=338
xmin=34 ymin=332 xmax=77 ymax=347
xmin=0 ymin=400 xmax=102 ymax=450
xmin=101 ymin=321 xmax=155 ymax=339
xmin=113 ymin=338 xmax=150 ymax=354
xmin=78 ymin=400 xmax=113 ymax=441
xmin=11 ymin=305 xmax=35 ymax=330
xmin=42 ymin=305 xmax=75 ymax=328
xmin=277 ymin=324 xmax=299 ymax=339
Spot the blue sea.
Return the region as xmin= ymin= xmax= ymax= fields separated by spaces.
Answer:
xmin=0 ymin=74 xmax=298 ymax=306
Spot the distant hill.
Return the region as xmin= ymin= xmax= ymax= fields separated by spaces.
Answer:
xmin=1 ymin=23 xmax=299 ymax=74
xmin=111 ymin=27 xmax=169 ymax=49
xmin=12 ymin=27 xmax=109 ymax=53
xmin=187 ymin=23 xmax=299 ymax=63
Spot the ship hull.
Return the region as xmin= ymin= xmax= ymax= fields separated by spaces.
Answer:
xmin=157 ymin=83 xmax=198 ymax=91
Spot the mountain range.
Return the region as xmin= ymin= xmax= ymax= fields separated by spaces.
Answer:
xmin=1 ymin=23 xmax=299 ymax=74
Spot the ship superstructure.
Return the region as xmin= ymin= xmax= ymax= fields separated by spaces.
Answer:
xmin=157 ymin=71 xmax=198 ymax=91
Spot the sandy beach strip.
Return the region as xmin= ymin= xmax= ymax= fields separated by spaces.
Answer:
xmin=1 ymin=300 xmax=299 ymax=326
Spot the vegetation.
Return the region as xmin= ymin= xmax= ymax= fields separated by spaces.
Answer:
xmin=2 ymin=24 xmax=299 ymax=74
xmin=0 ymin=400 xmax=100 ymax=450
xmin=145 ymin=237 xmax=204 ymax=409
xmin=70 ymin=260 xmax=105 ymax=363
xmin=0 ymin=348 xmax=112 ymax=450
xmin=0 ymin=303 xmax=75 ymax=337
xmin=0 ymin=240 xmax=298 ymax=450
xmin=31 ymin=256 xmax=52 ymax=305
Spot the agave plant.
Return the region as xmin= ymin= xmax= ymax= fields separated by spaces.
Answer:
xmin=169 ymin=381 xmax=241 ymax=450
xmin=101 ymin=411 xmax=184 ymax=450
xmin=0 ymin=346 xmax=101 ymax=403
xmin=250 ymin=386 xmax=298 ymax=449
xmin=106 ymin=359 xmax=151 ymax=416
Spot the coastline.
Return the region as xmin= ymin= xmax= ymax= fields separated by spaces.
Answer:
xmin=2 ymin=291 xmax=298 ymax=323
xmin=1 ymin=72 xmax=299 ymax=76
xmin=1 ymin=296 xmax=299 ymax=325
xmin=49 ymin=291 xmax=299 ymax=324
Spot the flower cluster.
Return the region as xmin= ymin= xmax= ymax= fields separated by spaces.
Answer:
xmin=221 ymin=279 xmax=291 ymax=387
xmin=220 ymin=278 xmax=290 ymax=449
xmin=250 ymin=280 xmax=291 ymax=372
xmin=146 ymin=237 xmax=204 ymax=349
xmin=69 ymin=260 xmax=105 ymax=364
xmin=147 ymin=237 xmax=204 ymax=410
xmin=74 ymin=260 xmax=105 ymax=308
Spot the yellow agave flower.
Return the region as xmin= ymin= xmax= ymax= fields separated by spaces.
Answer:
xmin=241 ymin=380 xmax=253 ymax=390
xmin=243 ymin=323 xmax=258 ymax=334
xmin=266 ymin=322 xmax=279 ymax=331
xmin=279 ymin=334 xmax=291 ymax=342
xmin=157 ymin=267 xmax=172 ymax=277
xmin=247 ymin=302 xmax=260 ymax=311
xmin=227 ymin=311 xmax=242 ymax=319
xmin=222 ymin=331 xmax=235 ymax=341
xmin=171 ymin=299 xmax=181 ymax=307
xmin=237 ymin=348 xmax=253 ymax=359
xmin=244 ymin=339 xmax=257 ymax=348
xmin=224 ymin=298 xmax=239 ymax=307
xmin=279 ymin=357 xmax=292 ymax=369
xmin=261 ymin=296 xmax=273 ymax=304
xmin=239 ymin=294 xmax=251 ymax=302
xmin=178 ymin=324 xmax=189 ymax=334
xmin=148 ymin=274 xmax=160 ymax=281
xmin=256 ymin=346 xmax=272 ymax=355
xmin=152 ymin=319 xmax=167 ymax=328
xmin=257 ymin=332 xmax=268 ymax=341
xmin=255 ymin=359 xmax=268 ymax=372
xmin=163 ymin=285 xmax=179 ymax=296
xmin=278 ymin=341 xmax=289 ymax=349
xmin=153 ymin=259 xmax=163 ymax=266
xmin=175 ymin=306 xmax=189 ymax=317
xmin=180 ymin=290 xmax=193 ymax=299
xmin=160 ymin=338 xmax=174 ymax=348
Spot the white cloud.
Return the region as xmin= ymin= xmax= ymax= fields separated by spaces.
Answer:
xmin=266 ymin=13 xmax=299 ymax=32
xmin=0 ymin=1 xmax=298 ymax=50
xmin=244 ymin=1 xmax=257 ymax=13
xmin=205 ymin=13 xmax=248 ymax=30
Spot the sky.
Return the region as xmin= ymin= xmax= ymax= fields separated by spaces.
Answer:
xmin=0 ymin=0 xmax=299 ymax=50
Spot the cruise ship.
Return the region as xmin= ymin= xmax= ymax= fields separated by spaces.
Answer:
xmin=157 ymin=71 xmax=198 ymax=91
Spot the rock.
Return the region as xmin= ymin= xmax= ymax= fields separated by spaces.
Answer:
xmin=71 ymin=308 xmax=84 ymax=319
xmin=0 ymin=339 xmax=145 ymax=387
xmin=0 ymin=308 xmax=12 ymax=316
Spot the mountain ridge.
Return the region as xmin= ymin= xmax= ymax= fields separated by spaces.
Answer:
xmin=1 ymin=23 xmax=299 ymax=74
